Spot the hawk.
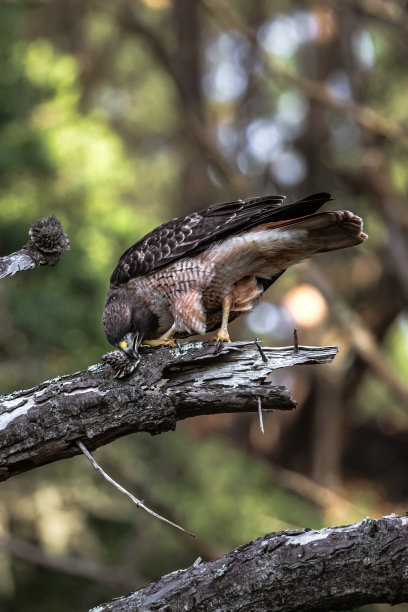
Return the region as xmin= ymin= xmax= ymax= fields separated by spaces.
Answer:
xmin=103 ymin=192 xmax=367 ymax=363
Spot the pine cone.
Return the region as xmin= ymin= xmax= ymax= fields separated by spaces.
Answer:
xmin=29 ymin=215 xmax=70 ymax=254
xmin=101 ymin=350 xmax=140 ymax=378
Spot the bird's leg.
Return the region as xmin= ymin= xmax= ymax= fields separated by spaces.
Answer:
xmin=212 ymin=294 xmax=233 ymax=345
xmin=142 ymin=324 xmax=178 ymax=349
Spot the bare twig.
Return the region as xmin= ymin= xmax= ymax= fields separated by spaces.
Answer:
xmin=293 ymin=328 xmax=299 ymax=354
xmin=0 ymin=215 xmax=69 ymax=280
xmin=100 ymin=449 xmax=227 ymax=560
xmin=254 ymin=337 xmax=268 ymax=363
xmin=77 ymin=441 xmax=194 ymax=536
xmin=257 ymin=396 xmax=264 ymax=434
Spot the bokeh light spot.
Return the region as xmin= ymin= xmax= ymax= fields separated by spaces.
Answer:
xmin=272 ymin=150 xmax=307 ymax=186
xmin=283 ymin=284 xmax=328 ymax=328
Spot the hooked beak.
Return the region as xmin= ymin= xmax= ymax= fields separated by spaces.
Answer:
xmin=123 ymin=331 xmax=143 ymax=362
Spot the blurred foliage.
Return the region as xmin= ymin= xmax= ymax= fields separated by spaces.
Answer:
xmin=0 ymin=1 xmax=408 ymax=610
xmin=0 ymin=7 xmax=177 ymax=389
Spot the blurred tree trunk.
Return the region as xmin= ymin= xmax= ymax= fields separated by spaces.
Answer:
xmin=295 ymin=7 xmax=336 ymax=193
xmin=291 ymin=7 xmax=346 ymax=487
xmin=172 ymin=0 xmax=215 ymax=213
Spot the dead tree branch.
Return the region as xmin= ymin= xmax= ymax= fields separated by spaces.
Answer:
xmin=0 ymin=341 xmax=337 ymax=481
xmin=91 ymin=514 xmax=408 ymax=612
xmin=0 ymin=215 xmax=70 ymax=280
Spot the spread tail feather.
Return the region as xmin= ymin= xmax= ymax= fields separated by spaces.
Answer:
xmin=290 ymin=210 xmax=367 ymax=253
xmin=258 ymin=210 xmax=367 ymax=254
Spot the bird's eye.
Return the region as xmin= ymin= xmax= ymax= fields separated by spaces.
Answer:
xmin=119 ymin=340 xmax=128 ymax=350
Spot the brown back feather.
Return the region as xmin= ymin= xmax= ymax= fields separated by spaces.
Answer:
xmin=110 ymin=193 xmax=331 ymax=286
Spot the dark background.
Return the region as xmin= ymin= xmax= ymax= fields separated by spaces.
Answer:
xmin=0 ymin=1 xmax=407 ymax=610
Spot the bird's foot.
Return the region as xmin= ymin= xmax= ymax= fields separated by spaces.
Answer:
xmin=211 ymin=330 xmax=231 ymax=344
xmin=141 ymin=338 xmax=178 ymax=349
xmin=141 ymin=324 xmax=178 ymax=349
xmin=211 ymin=328 xmax=231 ymax=353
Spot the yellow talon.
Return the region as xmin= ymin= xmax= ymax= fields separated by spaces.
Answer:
xmin=141 ymin=324 xmax=177 ymax=349
xmin=142 ymin=338 xmax=178 ymax=348
xmin=211 ymin=329 xmax=231 ymax=343
xmin=212 ymin=294 xmax=233 ymax=344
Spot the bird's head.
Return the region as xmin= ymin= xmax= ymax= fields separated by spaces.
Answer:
xmin=102 ymin=292 xmax=157 ymax=363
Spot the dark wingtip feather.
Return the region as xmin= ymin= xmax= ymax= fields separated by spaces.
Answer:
xmin=299 ymin=192 xmax=332 ymax=203
xmin=261 ymin=192 xmax=332 ymax=223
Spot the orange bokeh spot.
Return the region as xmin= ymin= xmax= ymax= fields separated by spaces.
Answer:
xmin=283 ymin=283 xmax=328 ymax=328
xmin=140 ymin=0 xmax=171 ymax=8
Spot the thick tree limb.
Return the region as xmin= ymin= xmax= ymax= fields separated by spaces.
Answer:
xmin=0 ymin=215 xmax=70 ymax=280
xmin=91 ymin=514 xmax=408 ymax=612
xmin=0 ymin=341 xmax=337 ymax=481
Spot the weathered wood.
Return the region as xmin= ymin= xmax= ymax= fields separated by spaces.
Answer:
xmin=91 ymin=514 xmax=408 ymax=612
xmin=0 ymin=215 xmax=69 ymax=279
xmin=0 ymin=341 xmax=337 ymax=481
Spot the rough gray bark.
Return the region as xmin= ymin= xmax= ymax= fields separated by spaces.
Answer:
xmin=91 ymin=514 xmax=408 ymax=612
xmin=0 ymin=215 xmax=70 ymax=279
xmin=0 ymin=341 xmax=337 ymax=481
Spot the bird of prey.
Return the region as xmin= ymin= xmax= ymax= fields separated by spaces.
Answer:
xmin=103 ymin=192 xmax=367 ymax=364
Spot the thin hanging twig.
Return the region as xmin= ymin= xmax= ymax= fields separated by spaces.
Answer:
xmin=257 ymin=396 xmax=265 ymax=435
xmin=77 ymin=441 xmax=195 ymax=537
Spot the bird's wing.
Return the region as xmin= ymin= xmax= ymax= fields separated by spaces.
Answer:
xmin=110 ymin=192 xmax=331 ymax=286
